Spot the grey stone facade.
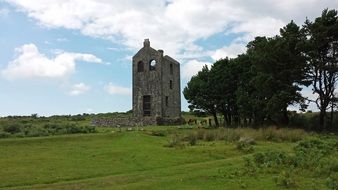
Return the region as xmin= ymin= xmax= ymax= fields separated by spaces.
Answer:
xmin=132 ymin=39 xmax=181 ymax=120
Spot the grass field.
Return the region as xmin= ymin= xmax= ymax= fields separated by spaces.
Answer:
xmin=0 ymin=126 xmax=337 ymax=190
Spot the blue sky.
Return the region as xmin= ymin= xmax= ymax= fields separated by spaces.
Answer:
xmin=0 ymin=0 xmax=337 ymax=116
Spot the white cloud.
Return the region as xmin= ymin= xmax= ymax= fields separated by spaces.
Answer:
xmin=5 ymin=0 xmax=338 ymax=61
xmin=181 ymin=60 xmax=212 ymax=80
xmin=104 ymin=83 xmax=131 ymax=96
xmin=211 ymin=43 xmax=247 ymax=61
xmin=0 ymin=8 xmax=10 ymax=17
xmin=1 ymin=43 xmax=102 ymax=80
xmin=56 ymin=38 xmax=68 ymax=42
xmin=69 ymin=83 xmax=90 ymax=96
xmin=229 ymin=17 xmax=286 ymax=43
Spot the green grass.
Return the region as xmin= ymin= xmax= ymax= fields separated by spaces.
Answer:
xmin=0 ymin=127 xmax=337 ymax=190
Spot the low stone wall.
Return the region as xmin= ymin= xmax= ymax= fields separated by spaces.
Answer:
xmin=155 ymin=117 xmax=186 ymax=126
xmin=91 ymin=117 xmax=185 ymax=127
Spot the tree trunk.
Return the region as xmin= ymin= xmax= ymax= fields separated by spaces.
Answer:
xmin=212 ymin=112 xmax=219 ymax=127
xmin=319 ymin=109 xmax=326 ymax=131
xmin=329 ymin=104 xmax=334 ymax=131
xmin=223 ymin=112 xmax=231 ymax=127
xmin=280 ymin=107 xmax=289 ymax=125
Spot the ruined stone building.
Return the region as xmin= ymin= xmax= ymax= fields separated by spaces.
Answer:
xmin=132 ymin=39 xmax=181 ymax=122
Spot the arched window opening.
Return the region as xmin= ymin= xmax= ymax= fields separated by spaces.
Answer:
xmin=137 ymin=61 xmax=144 ymax=72
xmin=165 ymin=96 xmax=169 ymax=106
xmin=170 ymin=64 xmax=173 ymax=75
xmin=149 ymin=59 xmax=156 ymax=71
xmin=170 ymin=80 xmax=173 ymax=89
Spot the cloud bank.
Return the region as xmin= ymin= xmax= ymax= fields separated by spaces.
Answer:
xmin=7 ymin=0 xmax=338 ymax=56
xmin=5 ymin=0 xmax=338 ymax=80
xmin=1 ymin=43 xmax=102 ymax=80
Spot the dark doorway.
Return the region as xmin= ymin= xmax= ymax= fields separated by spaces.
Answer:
xmin=143 ymin=95 xmax=151 ymax=116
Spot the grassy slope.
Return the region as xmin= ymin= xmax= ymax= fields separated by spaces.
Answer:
xmin=0 ymin=129 xmax=332 ymax=190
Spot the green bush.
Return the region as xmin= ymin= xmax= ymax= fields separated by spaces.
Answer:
xmin=294 ymin=139 xmax=332 ymax=155
xmin=26 ymin=127 xmax=49 ymax=137
xmin=236 ymin=137 xmax=255 ymax=153
xmin=3 ymin=124 xmax=22 ymax=134
xmin=326 ymin=175 xmax=338 ymax=190
xmin=274 ymin=170 xmax=297 ymax=188
xmin=0 ymin=122 xmax=97 ymax=138
xmin=292 ymin=139 xmax=335 ymax=169
xmin=0 ymin=131 xmax=10 ymax=138
xmin=253 ymin=150 xmax=289 ymax=168
xmin=236 ymin=141 xmax=254 ymax=153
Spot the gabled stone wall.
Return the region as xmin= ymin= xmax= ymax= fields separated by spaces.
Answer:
xmin=132 ymin=39 xmax=181 ymax=123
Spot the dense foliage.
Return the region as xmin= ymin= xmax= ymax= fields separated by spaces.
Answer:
xmin=184 ymin=9 xmax=338 ymax=131
xmin=0 ymin=112 xmax=132 ymax=138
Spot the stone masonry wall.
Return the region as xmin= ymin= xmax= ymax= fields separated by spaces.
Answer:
xmin=132 ymin=39 xmax=181 ymax=120
xmin=91 ymin=117 xmax=184 ymax=127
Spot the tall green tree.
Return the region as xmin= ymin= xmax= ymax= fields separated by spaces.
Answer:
xmin=234 ymin=54 xmax=263 ymax=125
xmin=183 ymin=66 xmax=219 ymax=126
xmin=246 ymin=21 xmax=308 ymax=125
xmin=304 ymin=9 xmax=338 ymax=130
xmin=209 ymin=58 xmax=240 ymax=126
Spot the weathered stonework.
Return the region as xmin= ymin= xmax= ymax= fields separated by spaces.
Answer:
xmin=91 ymin=117 xmax=185 ymax=127
xmin=132 ymin=39 xmax=181 ymax=121
xmin=91 ymin=39 xmax=182 ymax=127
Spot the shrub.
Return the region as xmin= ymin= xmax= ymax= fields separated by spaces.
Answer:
xmin=0 ymin=131 xmax=10 ymax=138
xmin=3 ymin=123 xmax=22 ymax=134
xmin=43 ymin=123 xmax=63 ymax=135
xmin=236 ymin=140 xmax=254 ymax=153
xmin=187 ymin=133 xmax=197 ymax=146
xmin=253 ymin=150 xmax=289 ymax=168
xmin=294 ymin=139 xmax=332 ymax=155
xmin=165 ymin=134 xmax=182 ymax=148
xmin=236 ymin=137 xmax=255 ymax=153
xmin=239 ymin=136 xmax=256 ymax=145
xmin=65 ymin=124 xmax=82 ymax=133
xmin=26 ymin=127 xmax=49 ymax=137
xmin=83 ymin=125 xmax=96 ymax=133
xmin=274 ymin=170 xmax=297 ymax=188
xmin=326 ymin=175 xmax=338 ymax=190
xmin=292 ymin=139 xmax=335 ymax=169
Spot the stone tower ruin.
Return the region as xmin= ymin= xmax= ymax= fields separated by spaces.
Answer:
xmin=132 ymin=39 xmax=181 ymax=123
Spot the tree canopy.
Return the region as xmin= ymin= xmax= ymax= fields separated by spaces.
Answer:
xmin=184 ymin=9 xmax=338 ymax=130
